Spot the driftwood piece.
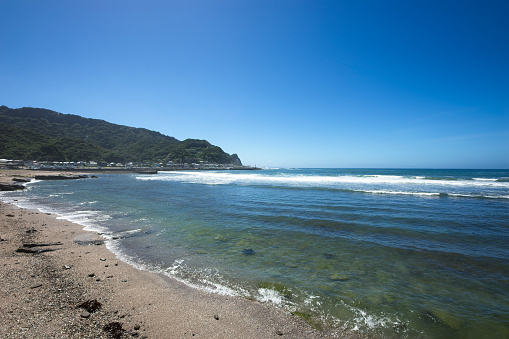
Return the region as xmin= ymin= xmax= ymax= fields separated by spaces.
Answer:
xmin=16 ymin=247 xmax=60 ymax=254
xmin=22 ymin=242 xmax=63 ymax=248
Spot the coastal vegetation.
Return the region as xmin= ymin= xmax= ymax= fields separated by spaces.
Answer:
xmin=0 ymin=106 xmax=241 ymax=165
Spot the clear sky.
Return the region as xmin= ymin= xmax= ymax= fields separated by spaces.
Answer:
xmin=1 ymin=0 xmax=508 ymax=168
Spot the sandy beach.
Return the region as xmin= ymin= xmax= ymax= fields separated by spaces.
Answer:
xmin=0 ymin=170 xmax=352 ymax=338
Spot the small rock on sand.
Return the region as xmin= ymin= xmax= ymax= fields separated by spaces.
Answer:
xmin=80 ymin=311 xmax=91 ymax=318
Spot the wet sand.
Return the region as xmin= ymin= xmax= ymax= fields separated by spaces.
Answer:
xmin=0 ymin=170 xmax=353 ymax=338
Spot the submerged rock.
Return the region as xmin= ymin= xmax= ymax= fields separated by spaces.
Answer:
xmin=242 ymin=248 xmax=255 ymax=255
xmin=427 ymin=309 xmax=463 ymax=329
xmin=329 ymin=274 xmax=349 ymax=281
xmin=322 ymin=253 xmax=334 ymax=259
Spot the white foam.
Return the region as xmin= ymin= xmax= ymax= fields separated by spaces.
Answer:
xmin=344 ymin=304 xmax=403 ymax=332
xmin=197 ymin=279 xmax=241 ymax=296
xmin=358 ymin=190 xmax=441 ymax=197
xmin=25 ymin=179 xmax=43 ymax=185
xmin=137 ymin=171 xmax=509 ymax=190
xmin=447 ymin=193 xmax=509 ymax=199
xmin=78 ymin=200 xmax=98 ymax=205
xmin=105 ymin=248 xmax=245 ymax=298
xmin=257 ymin=288 xmax=284 ymax=305
xmin=55 ymin=210 xmax=111 ymax=233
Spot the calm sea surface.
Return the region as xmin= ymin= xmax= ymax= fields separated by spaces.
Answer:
xmin=2 ymin=168 xmax=509 ymax=338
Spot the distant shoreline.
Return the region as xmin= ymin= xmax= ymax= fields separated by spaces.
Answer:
xmin=1 ymin=166 xmax=261 ymax=174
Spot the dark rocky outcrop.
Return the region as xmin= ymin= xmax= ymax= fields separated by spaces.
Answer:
xmin=34 ymin=175 xmax=88 ymax=180
xmin=12 ymin=178 xmax=31 ymax=183
xmin=0 ymin=183 xmax=26 ymax=191
xmin=230 ymin=153 xmax=243 ymax=166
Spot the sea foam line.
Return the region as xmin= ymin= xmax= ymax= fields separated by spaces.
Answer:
xmin=138 ymin=171 xmax=509 ymax=189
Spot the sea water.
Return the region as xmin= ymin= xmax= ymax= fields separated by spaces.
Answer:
xmin=2 ymin=168 xmax=508 ymax=338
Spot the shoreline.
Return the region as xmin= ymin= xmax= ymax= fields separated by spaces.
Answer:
xmin=0 ymin=170 xmax=350 ymax=338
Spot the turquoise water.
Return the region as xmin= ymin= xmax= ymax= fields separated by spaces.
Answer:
xmin=2 ymin=169 xmax=509 ymax=338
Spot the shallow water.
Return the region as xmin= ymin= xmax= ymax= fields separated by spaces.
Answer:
xmin=3 ymin=168 xmax=509 ymax=338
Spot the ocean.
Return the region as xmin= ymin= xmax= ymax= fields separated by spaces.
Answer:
xmin=2 ymin=168 xmax=508 ymax=338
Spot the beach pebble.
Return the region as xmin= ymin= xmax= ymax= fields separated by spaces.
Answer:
xmin=88 ymin=273 xmax=95 ymax=277
xmin=134 ymin=324 xmax=141 ymax=330
xmin=214 ymin=314 xmax=219 ymax=320
xmin=100 ymin=258 xmax=106 ymax=261
xmin=80 ymin=310 xmax=90 ymax=318
xmin=63 ymin=265 xmax=71 ymax=269
xmin=276 ymin=330 xmax=284 ymax=335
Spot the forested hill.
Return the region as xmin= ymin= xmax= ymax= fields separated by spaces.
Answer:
xmin=0 ymin=106 xmax=242 ymax=165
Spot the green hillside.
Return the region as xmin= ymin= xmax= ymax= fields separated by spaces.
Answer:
xmin=0 ymin=106 xmax=242 ymax=165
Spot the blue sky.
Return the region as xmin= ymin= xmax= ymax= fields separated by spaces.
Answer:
xmin=1 ymin=0 xmax=508 ymax=168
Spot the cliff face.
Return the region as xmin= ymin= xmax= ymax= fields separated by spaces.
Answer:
xmin=230 ymin=154 xmax=243 ymax=166
xmin=0 ymin=106 xmax=242 ymax=165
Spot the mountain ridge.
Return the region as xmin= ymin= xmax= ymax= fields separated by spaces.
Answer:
xmin=0 ymin=106 xmax=242 ymax=165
